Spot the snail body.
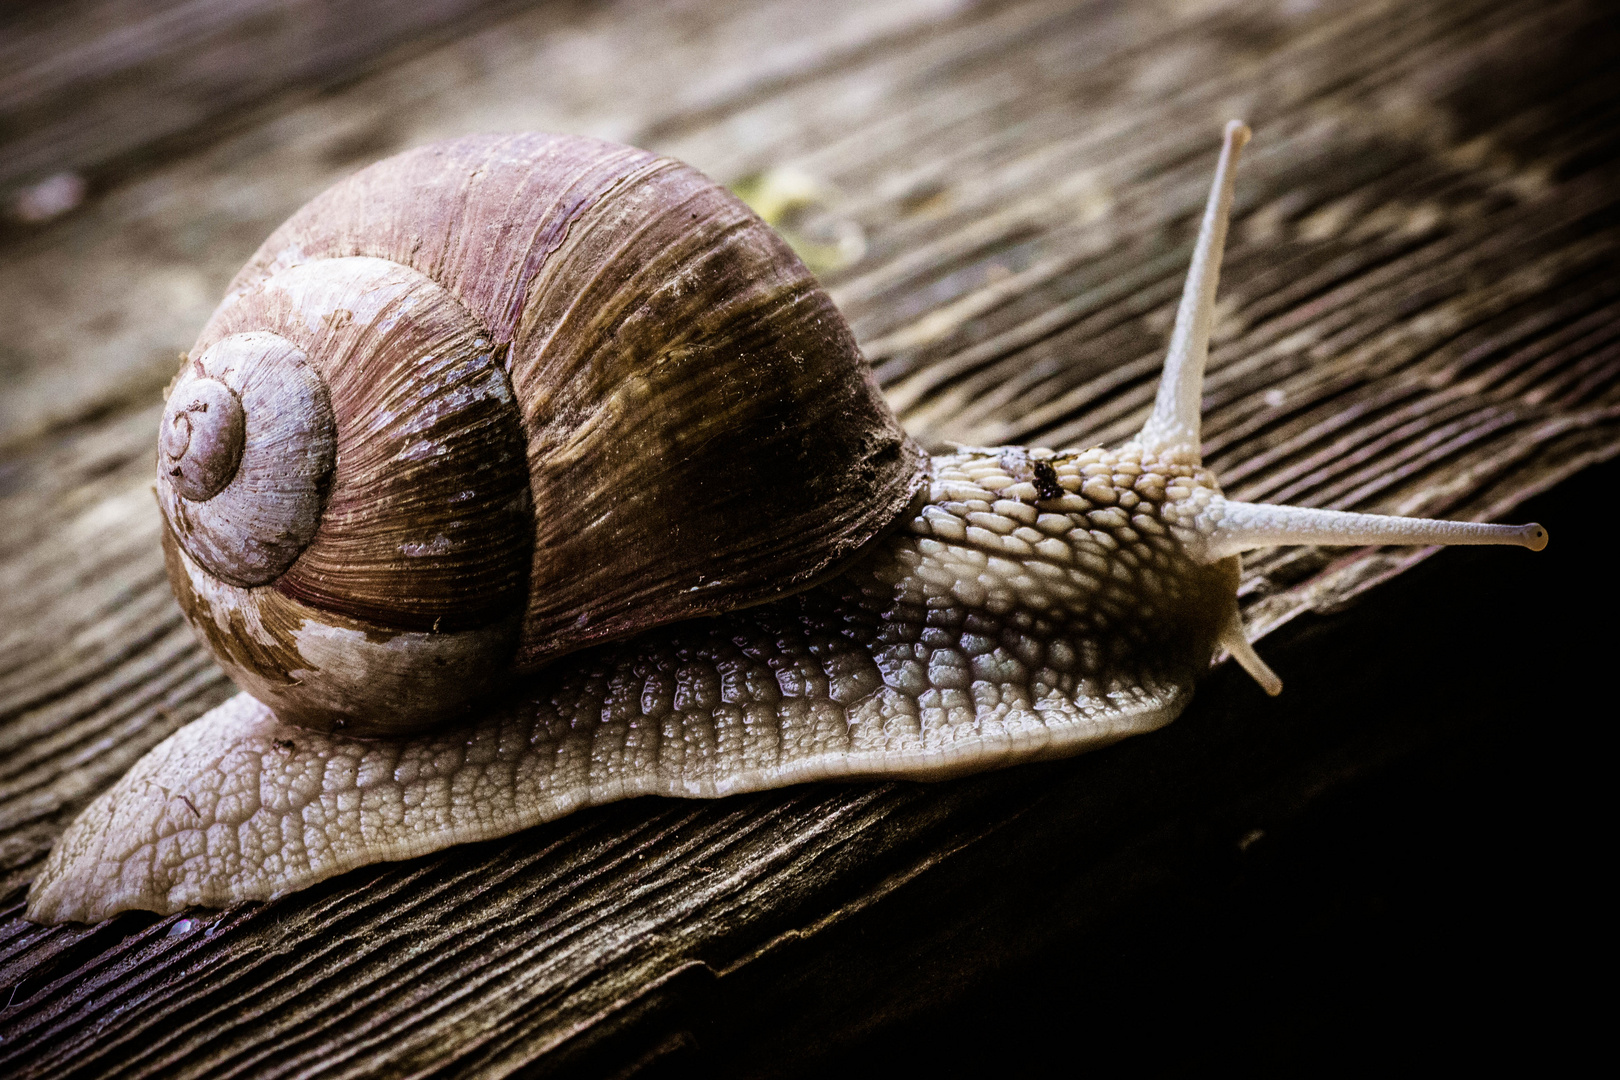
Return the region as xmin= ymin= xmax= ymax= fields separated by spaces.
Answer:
xmin=27 ymin=124 xmax=1545 ymax=924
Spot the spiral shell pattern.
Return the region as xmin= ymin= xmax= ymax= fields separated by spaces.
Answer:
xmin=159 ymin=134 xmax=925 ymax=734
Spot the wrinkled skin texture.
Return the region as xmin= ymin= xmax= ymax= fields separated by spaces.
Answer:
xmin=29 ymin=447 xmax=1238 ymax=923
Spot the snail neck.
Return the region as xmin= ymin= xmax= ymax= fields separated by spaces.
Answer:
xmin=848 ymin=446 xmax=1240 ymax=703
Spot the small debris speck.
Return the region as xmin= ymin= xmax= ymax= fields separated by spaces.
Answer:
xmin=1032 ymin=461 xmax=1064 ymax=500
xmin=9 ymin=172 xmax=87 ymax=223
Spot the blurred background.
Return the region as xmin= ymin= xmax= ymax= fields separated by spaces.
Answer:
xmin=1 ymin=1 xmax=1614 ymax=1074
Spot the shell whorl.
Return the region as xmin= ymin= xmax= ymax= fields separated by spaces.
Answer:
xmin=162 ymin=254 xmax=533 ymax=733
xmin=159 ymin=333 xmax=332 ymax=586
xmin=159 ymin=133 xmax=926 ymax=734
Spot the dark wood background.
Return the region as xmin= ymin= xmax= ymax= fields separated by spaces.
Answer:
xmin=1 ymin=0 xmax=1614 ymax=1073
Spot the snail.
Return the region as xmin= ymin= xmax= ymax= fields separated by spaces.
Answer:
xmin=26 ymin=122 xmax=1546 ymax=925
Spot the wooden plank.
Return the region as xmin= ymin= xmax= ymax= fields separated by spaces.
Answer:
xmin=0 ymin=0 xmax=544 ymax=200
xmin=0 ymin=0 xmax=1615 ymax=1073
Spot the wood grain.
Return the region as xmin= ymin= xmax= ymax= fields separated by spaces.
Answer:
xmin=0 ymin=0 xmax=539 ymax=198
xmin=1 ymin=0 xmax=1614 ymax=1074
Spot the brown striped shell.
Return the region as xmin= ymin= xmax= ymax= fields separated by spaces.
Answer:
xmin=158 ymin=133 xmax=926 ymax=736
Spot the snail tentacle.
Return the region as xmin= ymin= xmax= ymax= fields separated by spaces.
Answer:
xmin=1136 ymin=120 xmax=1250 ymax=457
xmin=1200 ymin=501 xmax=1549 ymax=561
xmin=1217 ymin=606 xmax=1283 ymax=697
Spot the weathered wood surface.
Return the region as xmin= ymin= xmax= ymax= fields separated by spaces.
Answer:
xmin=0 ymin=0 xmax=1614 ymax=1073
xmin=0 ymin=0 xmax=538 ymax=204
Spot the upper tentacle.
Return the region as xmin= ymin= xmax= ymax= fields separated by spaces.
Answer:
xmin=1134 ymin=120 xmax=1250 ymax=457
xmin=1199 ymin=500 xmax=1547 ymax=562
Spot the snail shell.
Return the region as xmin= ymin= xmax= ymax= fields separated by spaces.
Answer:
xmin=27 ymin=123 xmax=1547 ymax=924
xmin=156 ymin=134 xmax=926 ymax=736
